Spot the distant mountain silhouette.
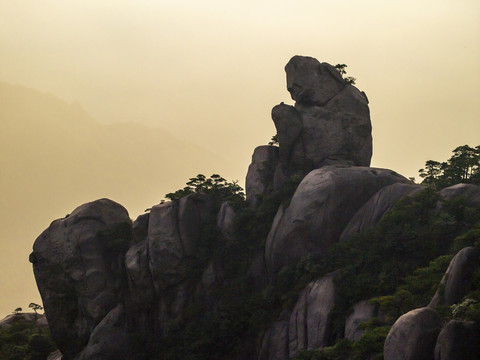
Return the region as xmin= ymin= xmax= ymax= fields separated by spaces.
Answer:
xmin=0 ymin=81 xmax=233 ymax=316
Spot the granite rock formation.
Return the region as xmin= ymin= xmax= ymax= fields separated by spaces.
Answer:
xmin=30 ymin=56 xmax=480 ymax=360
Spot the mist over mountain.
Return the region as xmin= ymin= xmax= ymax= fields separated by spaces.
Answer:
xmin=0 ymin=81 xmax=237 ymax=316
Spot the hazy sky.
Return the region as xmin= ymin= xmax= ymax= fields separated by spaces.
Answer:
xmin=1 ymin=0 xmax=479 ymax=317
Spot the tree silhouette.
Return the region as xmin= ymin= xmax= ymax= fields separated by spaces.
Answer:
xmin=29 ymin=303 xmax=43 ymax=320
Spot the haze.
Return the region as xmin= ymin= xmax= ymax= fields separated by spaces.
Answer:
xmin=1 ymin=0 xmax=479 ymax=317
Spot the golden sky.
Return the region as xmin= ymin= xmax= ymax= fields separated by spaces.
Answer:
xmin=0 ymin=0 xmax=479 ymax=317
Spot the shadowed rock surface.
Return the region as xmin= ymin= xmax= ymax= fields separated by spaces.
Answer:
xmin=384 ymin=307 xmax=443 ymax=360
xmin=29 ymin=199 xmax=131 ymax=358
xmin=429 ymin=247 xmax=479 ymax=307
xmin=439 ymin=183 xmax=480 ymax=208
xmin=245 ymin=145 xmax=279 ymax=207
xmin=289 ymin=273 xmax=336 ymax=358
xmin=434 ymin=320 xmax=480 ymax=360
xmin=258 ymin=318 xmax=289 ymax=360
xmin=344 ymin=300 xmax=380 ymax=342
xmin=340 ymin=182 xmax=423 ymax=241
xmin=265 ymin=166 xmax=408 ymax=274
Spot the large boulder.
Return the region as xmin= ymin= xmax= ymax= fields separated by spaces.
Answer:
xmin=434 ymin=320 xmax=480 ymax=360
xmin=289 ymin=273 xmax=336 ymax=358
xmin=75 ymin=304 xmax=130 ymax=360
xmin=429 ymin=247 xmax=479 ymax=307
xmin=272 ymin=56 xmax=372 ymax=185
xmin=147 ymin=193 xmax=214 ymax=294
xmin=285 ymin=55 xmax=345 ymax=106
xmin=384 ymin=307 xmax=443 ymax=360
xmin=265 ymin=166 xmax=408 ymax=274
xmin=245 ymin=145 xmax=279 ymax=207
xmin=439 ymin=183 xmax=480 ymax=208
xmin=30 ymin=199 xmax=131 ymax=357
xmin=340 ymin=183 xmax=423 ymax=241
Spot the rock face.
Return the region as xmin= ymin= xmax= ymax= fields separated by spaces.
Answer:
xmin=429 ymin=247 xmax=479 ymax=307
xmin=434 ymin=320 xmax=480 ymax=360
xmin=245 ymin=145 xmax=279 ymax=207
xmin=344 ymin=300 xmax=379 ymax=342
xmin=29 ymin=199 xmax=131 ymax=358
xmin=285 ymin=56 xmax=345 ymax=106
xmin=340 ymin=183 xmax=423 ymax=241
xmin=258 ymin=319 xmax=289 ymax=360
xmin=384 ymin=307 xmax=443 ymax=360
xmin=289 ymin=273 xmax=336 ymax=358
xmin=270 ymin=56 xmax=372 ymax=191
xmin=75 ymin=304 xmax=130 ymax=360
xmin=439 ymin=183 xmax=480 ymax=208
xmin=217 ymin=201 xmax=236 ymax=242
xmin=265 ymin=166 xmax=408 ymax=274
xmin=147 ymin=193 xmax=214 ymax=293
xmin=260 ymin=274 xmax=336 ymax=360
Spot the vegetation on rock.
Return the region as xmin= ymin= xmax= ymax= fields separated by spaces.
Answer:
xmin=418 ymin=144 xmax=480 ymax=189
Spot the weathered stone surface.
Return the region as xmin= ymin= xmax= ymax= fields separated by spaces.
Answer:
xmin=340 ymin=183 xmax=423 ymax=241
xmin=266 ymin=166 xmax=408 ymax=274
xmin=429 ymin=247 xmax=479 ymax=307
xmin=271 ymin=103 xmax=303 ymax=166
xmin=245 ymin=145 xmax=279 ymax=207
xmin=344 ymin=300 xmax=379 ymax=342
xmin=148 ymin=193 xmax=214 ymax=293
xmin=439 ymin=183 xmax=480 ymax=208
xmin=30 ymin=199 xmax=131 ymax=357
xmin=0 ymin=313 xmax=38 ymax=328
xmin=295 ymin=86 xmax=371 ymax=168
xmin=272 ymin=56 xmax=372 ymax=178
xmin=285 ymin=55 xmax=344 ymax=105
xmin=289 ymin=273 xmax=336 ymax=358
xmin=76 ymin=304 xmax=130 ymax=360
xmin=125 ymin=239 xmax=155 ymax=307
xmin=132 ymin=213 xmax=149 ymax=245
xmin=384 ymin=307 xmax=443 ymax=360
xmin=258 ymin=319 xmax=289 ymax=360
xmin=434 ymin=320 xmax=480 ymax=360
xmin=217 ymin=201 xmax=236 ymax=242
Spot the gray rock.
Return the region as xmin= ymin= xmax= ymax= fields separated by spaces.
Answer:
xmin=132 ymin=213 xmax=150 ymax=245
xmin=125 ymin=239 xmax=155 ymax=307
xmin=295 ymin=85 xmax=372 ymax=168
xmin=340 ymin=183 xmax=423 ymax=241
xmin=285 ymin=56 xmax=344 ymax=105
xmin=30 ymin=199 xmax=131 ymax=357
xmin=217 ymin=201 xmax=236 ymax=242
xmin=76 ymin=304 xmax=130 ymax=360
xmin=245 ymin=145 xmax=279 ymax=207
xmin=439 ymin=183 xmax=480 ymax=208
xmin=265 ymin=166 xmax=408 ymax=274
xmin=271 ymin=103 xmax=303 ymax=167
xmin=271 ymin=86 xmax=372 ymax=186
xmin=0 ymin=313 xmax=39 ymax=328
xmin=434 ymin=320 xmax=480 ymax=360
xmin=384 ymin=307 xmax=443 ymax=360
xmin=258 ymin=319 xmax=289 ymax=360
xmin=148 ymin=193 xmax=214 ymax=293
xmin=289 ymin=273 xmax=336 ymax=358
xmin=344 ymin=300 xmax=379 ymax=342
xmin=429 ymin=247 xmax=479 ymax=307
